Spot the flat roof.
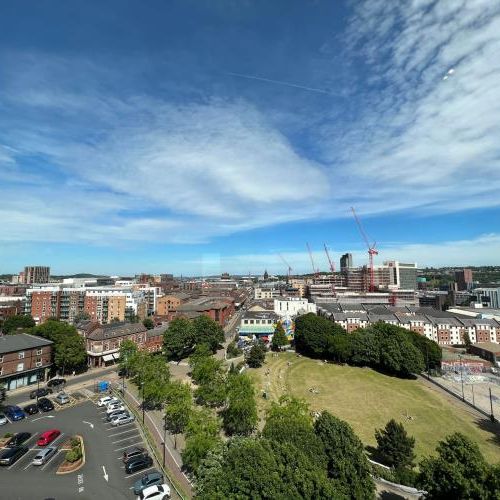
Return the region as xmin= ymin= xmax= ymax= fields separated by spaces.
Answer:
xmin=471 ymin=342 xmax=500 ymax=354
xmin=0 ymin=333 xmax=53 ymax=354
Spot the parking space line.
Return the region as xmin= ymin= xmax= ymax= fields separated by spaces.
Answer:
xmin=41 ymin=450 xmax=63 ymax=471
xmin=7 ymin=451 xmax=32 ymax=470
xmin=114 ymin=441 xmax=143 ymax=452
xmin=108 ymin=428 xmax=138 ymax=438
xmin=112 ymin=434 xmax=140 ymax=444
xmin=124 ymin=466 xmax=155 ymax=479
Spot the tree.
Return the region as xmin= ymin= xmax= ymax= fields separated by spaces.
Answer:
xmin=417 ymin=433 xmax=493 ymax=499
xmin=263 ymin=396 xmax=326 ymax=468
xmin=349 ymin=328 xmax=380 ymax=366
xmin=140 ymin=354 xmax=171 ymax=405
xmin=222 ymin=373 xmax=257 ymax=436
xmin=314 ymin=411 xmax=375 ymax=499
xmin=226 ymin=340 xmax=242 ymax=359
xmin=246 ymin=340 xmax=266 ymax=368
xmin=163 ymin=318 xmax=195 ymax=361
xmin=406 ymin=331 xmax=442 ymax=369
xmin=164 ymin=381 xmax=192 ymax=448
xmin=2 ymin=314 xmax=36 ymax=334
xmin=271 ymin=322 xmax=288 ymax=351
xmin=463 ymin=331 xmax=472 ymax=348
xmin=54 ymin=334 xmax=87 ymax=375
xmin=72 ymin=311 xmax=90 ymax=324
xmin=192 ymin=315 xmax=224 ymax=353
xmin=142 ymin=318 xmax=154 ymax=330
xmin=189 ymin=347 xmax=223 ymax=385
xmin=327 ymin=330 xmax=351 ymax=362
xmin=182 ymin=407 xmax=222 ymax=475
xmin=118 ymin=339 xmax=138 ymax=376
xmin=375 ymin=419 xmax=415 ymax=469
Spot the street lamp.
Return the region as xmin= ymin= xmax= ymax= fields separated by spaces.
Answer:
xmin=458 ymin=354 xmax=465 ymax=401
xmin=141 ymin=380 xmax=145 ymax=425
xmin=162 ymin=414 xmax=167 ymax=468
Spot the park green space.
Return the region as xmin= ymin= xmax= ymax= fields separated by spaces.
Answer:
xmin=250 ymin=352 xmax=499 ymax=462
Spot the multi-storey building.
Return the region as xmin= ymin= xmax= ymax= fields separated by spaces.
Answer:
xmin=473 ymin=287 xmax=500 ymax=309
xmin=0 ymin=333 xmax=53 ymax=390
xmin=455 ymin=269 xmax=473 ymax=291
xmin=340 ymin=253 xmax=353 ymax=271
xmin=274 ymin=298 xmax=317 ymax=318
xmin=24 ymin=266 xmax=50 ymax=284
xmin=156 ymin=292 xmax=190 ymax=316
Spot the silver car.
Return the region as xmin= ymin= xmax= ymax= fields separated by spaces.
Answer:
xmin=0 ymin=413 xmax=8 ymax=426
xmin=112 ymin=413 xmax=135 ymax=426
xmin=55 ymin=392 xmax=70 ymax=405
xmin=32 ymin=446 xmax=57 ymax=466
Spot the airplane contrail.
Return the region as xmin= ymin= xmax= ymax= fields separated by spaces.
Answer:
xmin=226 ymin=71 xmax=337 ymax=96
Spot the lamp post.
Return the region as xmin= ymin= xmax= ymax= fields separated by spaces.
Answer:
xmin=458 ymin=354 xmax=465 ymax=401
xmin=121 ymin=354 xmax=127 ymax=395
xmin=141 ymin=380 xmax=145 ymax=425
xmin=162 ymin=414 xmax=167 ymax=468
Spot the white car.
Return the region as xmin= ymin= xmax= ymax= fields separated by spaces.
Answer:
xmin=112 ymin=413 xmax=135 ymax=426
xmin=55 ymin=392 xmax=70 ymax=405
xmin=97 ymin=396 xmax=118 ymax=407
xmin=106 ymin=404 xmax=126 ymax=415
xmin=138 ymin=484 xmax=171 ymax=500
xmin=106 ymin=400 xmax=124 ymax=411
xmin=0 ymin=413 xmax=8 ymax=426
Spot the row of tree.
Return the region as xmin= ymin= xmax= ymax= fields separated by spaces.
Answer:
xmin=195 ymin=396 xmax=375 ymax=499
xmin=294 ymin=314 xmax=442 ymax=377
xmin=163 ymin=316 xmax=225 ymax=361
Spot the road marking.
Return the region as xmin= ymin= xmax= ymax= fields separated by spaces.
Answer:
xmin=112 ymin=434 xmax=140 ymax=444
xmin=82 ymin=420 xmax=94 ymax=429
xmin=31 ymin=415 xmax=55 ymax=422
xmin=7 ymin=450 xmax=31 ymax=470
xmin=105 ymin=422 xmax=134 ymax=430
xmin=109 ymin=428 xmax=138 ymax=438
xmin=40 ymin=450 xmax=63 ymax=470
xmin=114 ymin=441 xmax=143 ymax=452
xmin=124 ymin=466 xmax=155 ymax=479
xmin=102 ymin=465 xmax=109 ymax=482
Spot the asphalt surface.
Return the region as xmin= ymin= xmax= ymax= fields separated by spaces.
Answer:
xmin=0 ymin=399 xmax=160 ymax=500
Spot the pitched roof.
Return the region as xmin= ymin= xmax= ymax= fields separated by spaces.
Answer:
xmin=86 ymin=322 xmax=147 ymax=341
xmin=0 ymin=333 xmax=53 ymax=355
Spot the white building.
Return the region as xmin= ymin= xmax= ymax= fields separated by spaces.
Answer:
xmin=274 ymin=298 xmax=317 ymax=318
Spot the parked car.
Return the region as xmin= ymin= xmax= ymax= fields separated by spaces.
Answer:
xmin=140 ymin=400 xmax=162 ymax=411
xmin=47 ymin=378 xmax=66 ymax=389
xmin=0 ymin=413 xmax=8 ymax=426
xmin=125 ymin=454 xmax=153 ymax=474
xmin=123 ymin=446 xmax=146 ymax=464
xmin=133 ymin=469 xmax=165 ymax=495
xmin=0 ymin=446 xmax=29 ymax=466
xmin=106 ymin=400 xmax=125 ymax=410
xmin=29 ymin=388 xmax=52 ymax=399
xmin=24 ymin=404 xmax=39 ymax=415
xmin=55 ymin=392 xmax=70 ymax=405
xmin=137 ymin=484 xmax=171 ymax=500
xmin=32 ymin=446 xmax=57 ymax=466
xmin=6 ymin=432 xmax=32 ymax=447
xmin=112 ymin=413 xmax=135 ymax=426
xmin=37 ymin=397 xmax=54 ymax=412
xmin=4 ymin=405 xmax=26 ymax=422
xmin=97 ymin=396 xmax=118 ymax=407
xmin=107 ymin=409 xmax=129 ymax=422
xmin=106 ymin=404 xmax=125 ymax=415
xmin=37 ymin=429 xmax=61 ymax=446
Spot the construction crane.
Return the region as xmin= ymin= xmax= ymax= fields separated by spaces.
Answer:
xmin=351 ymin=207 xmax=379 ymax=292
xmin=324 ymin=243 xmax=336 ymax=295
xmin=306 ymin=243 xmax=319 ymax=277
xmin=278 ymin=254 xmax=293 ymax=283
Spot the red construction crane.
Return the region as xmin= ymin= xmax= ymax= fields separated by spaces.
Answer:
xmin=324 ymin=243 xmax=336 ymax=295
xmin=351 ymin=207 xmax=379 ymax=292
xmin=278 ymin=254 xmax=293 ymax=282
xmin=306 ymin=243 xmax=319 ymax=277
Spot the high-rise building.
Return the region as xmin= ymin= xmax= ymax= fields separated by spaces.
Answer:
xmin=24 ymin=266 xmax=50 ymax=284
xmin=340 ymin=253 xmax=353 ymax=272
xmin=455 ymin=269 xmax=473 ymax=291
xmin=385 ymin=261 xmax=418 ymax=291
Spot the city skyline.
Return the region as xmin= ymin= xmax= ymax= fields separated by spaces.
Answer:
xmin=1 ymin=1 xmax=500 ymax=274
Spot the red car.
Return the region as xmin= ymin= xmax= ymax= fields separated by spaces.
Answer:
xmin=37 ymin=429 xmax=61 ymax=446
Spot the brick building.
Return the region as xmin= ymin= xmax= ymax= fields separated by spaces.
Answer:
xmin=0 ymin=333 xmax=53 ymax=391
xmin=156 ymin=293 xmax=190 ymax=316
xmin=175 ymin=297 xmax=235 ymax=326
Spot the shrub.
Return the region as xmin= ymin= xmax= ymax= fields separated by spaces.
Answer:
xmin=3 ymin=432 xmax=13 ymax=438
xmin=65 ymin=447 xmax=82 ymax=463
xmin=70 ymin=437 xmax=80 ymax=448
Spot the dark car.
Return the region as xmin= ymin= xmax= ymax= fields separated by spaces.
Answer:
xmin=29 ymin=388 xmax=52 ymax=399
xmin=47 ymin=378 xmax=66 ymax=389
xmin=4 ymin=405 xmax=26 ymax=422
xmin=133 ymin=469 xmax=164 ymax=495
xmin=37 ymin=397 xmax=54 ymax=412
xmin=140 ymin=400 xmax=162 ymax=411
xmin=123 ymin=446 xmax=146 ymax=463
xmin=0 ymin=446 xmax=29 ymax=466
xmin=7 ymin=432 xmax=32 ymax=447
xmin=125 ymin=454 xmax=153 ymax=474
xmin=24 ymin=403 xmax=39 ymax=415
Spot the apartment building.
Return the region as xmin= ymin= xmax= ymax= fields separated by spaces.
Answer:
xmin=274 ymin=298 xmax=317 ymax=318
xmin=0 ymin=334 xmax=53 ymax=390
xmin=156 ymin=292 xmax=190 ymax=316
xmin=176 ymin=297 xmax=235 ymax=326
xmin=23 ymin=266 xmax=50 ymax=284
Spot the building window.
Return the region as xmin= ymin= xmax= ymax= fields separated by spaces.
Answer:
xmin=35 ymin=361 xmax=43 ymax=368
xmin=18 ymin=352 xmax=25 ymax=359
xmin=17 ymin=363 xmax=24 ymax=372
xmin=0 ymin=356 xmax=3 ymax=363
xmin=36 ymin=348 xmax=43 ymax=355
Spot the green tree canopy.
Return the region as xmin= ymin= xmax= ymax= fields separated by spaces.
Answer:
xmin=375 ymin=419 xmax=416 ymax=469
xmin=417 ymin=433 xmax=495 ymax=499
xmin=163 ymin=317 xmax=195 ymax=361
xmin=2 ymin=314 xmax=36 ymax=334
xmin=246 ymin=340 xmax=266 ymax=368
xmin=349 ymin=328 xmax=380 ymax=366
xmin=192 ymin=315 xmax=225 ymax=353
xmin=118 ymin=339 xmax=138 ymax=376
xmin=314 ymin=411 xmax=375 ymax=500
xmin=142 ymin=318 xmax=154 ymax=330
xmin=271 ymin=322 xmax=288 ymax=351
xmin=222 ymin=373 xmax=257 ymax=436
xmin=54 ymin=334 xmax=87 ymax=375
xmin=140 ymin=354 xmax=171 ymax=405
xmin=164 ymin=380 xmax=192 ymax=448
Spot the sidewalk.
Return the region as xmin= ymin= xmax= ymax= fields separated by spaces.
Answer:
xmin=121 ymin=381 xmax=193 ymax=499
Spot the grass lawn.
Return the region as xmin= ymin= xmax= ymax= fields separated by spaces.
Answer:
xmin=249 ymin=352 xmax=499 ymax=463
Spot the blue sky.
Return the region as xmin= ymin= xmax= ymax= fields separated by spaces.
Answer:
xmin=1 ymin=0 xmax=500 ymax=276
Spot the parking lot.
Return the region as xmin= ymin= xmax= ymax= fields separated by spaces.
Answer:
xmin=0 ymin=395 xmax=167 ymax=499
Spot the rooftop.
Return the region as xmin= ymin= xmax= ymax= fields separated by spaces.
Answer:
xmin=87 ymin=322 xmax=147 ymax=341
xmin=471 ymin=342 xmax=500 ymax=355
xmin=0 ymin=333 xmax=53 ymax=355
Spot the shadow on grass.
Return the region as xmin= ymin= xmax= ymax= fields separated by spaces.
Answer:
xmin=379 ymin=492 xmax=406 ymax=500
xmin=475 ymin=417 xmax=500 ymax=447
